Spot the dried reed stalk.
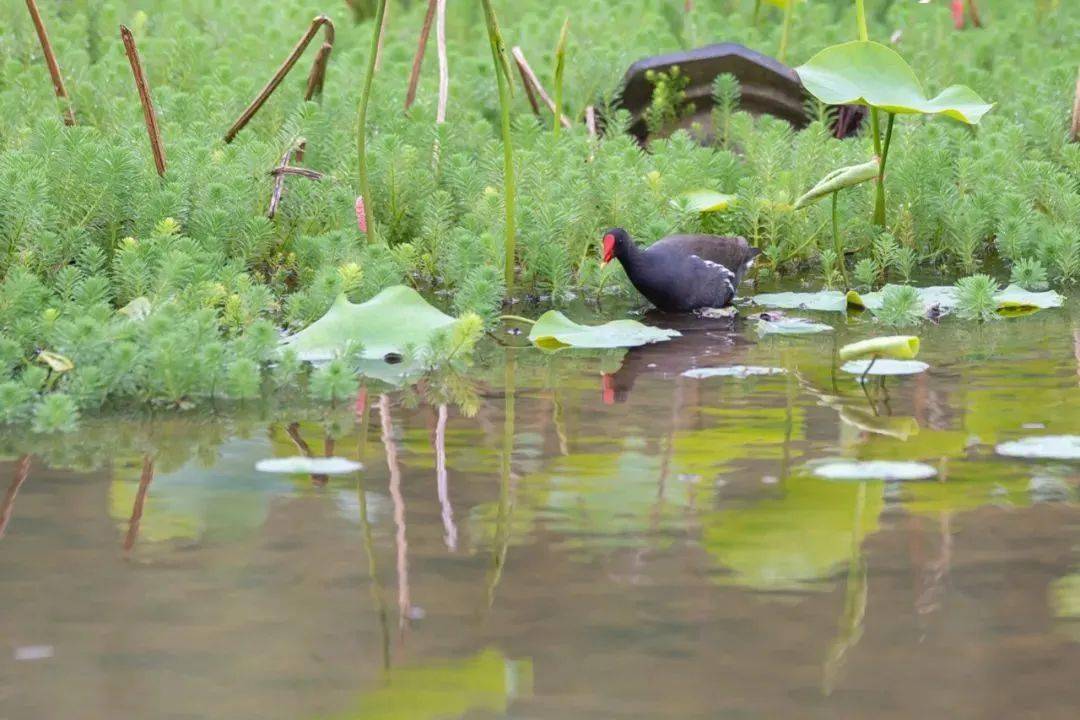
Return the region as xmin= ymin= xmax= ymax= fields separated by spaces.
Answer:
xmin=510 ymin=46 xmax=571 ymax=128
xmin=1071 ymin=67 xmax=1080 ymax=143
xmin=123 ymin=455 xmax=155 ymax=551
xmin=436 ymin=0 xmax=448 ymax=124
xmin=0 ymin=455 xmax=30 ymax=539
xmin=224 ymin=15 xmax=335 ymax=143
xmin=121 ymin=25 xmax=166 ymax=176
xmin=966 ymin=0 xmax=983 ymax=28
xmin=405 ymin=0 xmax=438 ymax=112
xmin=24 ymin=0 xmax=75 ymax=125
xmin=269 ymin=139 xmax=306 ymax=218
xmin=585 ymin=105 xmax=597 ymax=137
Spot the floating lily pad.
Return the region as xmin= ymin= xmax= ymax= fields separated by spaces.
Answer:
xmin=839 ymin=336 xmax=919 ymax=361
xmin=750 ymin=291 xmax=848 ymax=312
xmin=279 ymin=286 xmax=458 ymax=362
xmin=528 ymin=311 xmax=680 ymax=351
xmin=679 ymin=189 xmax=737 ymax=213
xmin=757 ymin=317 xmax=833 ymax=335
xmin=995 ymin=436 xmax=1080 ymax=461
xmin=849 ymin=284 xmax=1064 ymax=317
xmin=682 ymin=366 xmax=785 ymax=379
xmin=994 ymin=285 xmax=1066 ymax=316
xmin=795 ymin=41 xmax=993 ymax=124
xmin=813 ymin=460 xmax=937 ymax=481
xmin=255 ymin=457 xmax=363 ymax=475
xmin=841 ymin=359 xmax=929 ymax=376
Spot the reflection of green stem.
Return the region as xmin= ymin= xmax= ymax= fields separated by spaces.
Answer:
xmin=778 ymin=0 xmax=795 ymax=63
xmin=822 ymin=481 xmax=869 ymax=695
xmin=356 ymin=0 xmax=389 ymax=244
xmin=358 ymin=477 xmax=391 ymax=670
xmin=487 ymin=350 xmax=516 ymax=608
xmin=831 ymin=191 xmax=849 ymax=288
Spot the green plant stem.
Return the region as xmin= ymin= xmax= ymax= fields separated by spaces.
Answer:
xmin=753 ymin=0 xmax=762 ymax=26
xmin=553 ymin=18 xmax=568 ymax=141
xmin=499 ymin=314 xmax=535 ymax=325
xmin=356 ymin=0 xmax=389 ymax=244
xmin=872 ymin=113 xmax=895 ymax=226
xmin=481 ymin=0 xmax=516 ymax=295
xmin=778 ymin=0 xmax=795 ymax=63
xmin=855 ymin=0 xmax=868 ymax=40
xmin=832 ymin=191 xmax=849 ymax=288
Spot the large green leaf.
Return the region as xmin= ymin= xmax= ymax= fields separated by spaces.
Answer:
xmin=795 ymin=41 xmax=993 ymax=124
xmin=528 ymin=311 xmax=680 ymax=351
xmin=280 ymin=286 xmax=458 ymax=362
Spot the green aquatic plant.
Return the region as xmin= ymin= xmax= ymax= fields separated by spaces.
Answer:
xmin=1011 ymin=258 xmax=1050 ymax=292
xmin=954 ymin=274 xmax=999 ymax=322
xmin=873 ymin=285 xmax=922 ymax=327
xmin=711 ymin=73 xmax=740 ymax=150
xmin=796 ymin=32 xmax=992 ymax=227
xmin=31 ymin=392 xmax=79 ymax=433
xmin=644 ymin=66 xmax=692 ymax=137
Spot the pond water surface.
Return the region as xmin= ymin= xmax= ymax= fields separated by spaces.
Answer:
xmin=2 ymin=302 xmax=1080 ymax=719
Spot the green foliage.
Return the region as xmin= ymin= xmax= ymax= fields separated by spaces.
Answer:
xmin=874 ymin=285 xmax=922 ymax=328
xmin=0 ymin=0 xmax=1075 ymax=422
xmin=1010 ymin=258 xmax=1050 ymax=292
xmin=954 ymin=275 xmax=999 ymax=322
xmin=644 ymin=67 xmax=692 ymax=136
xmin=31 ymin=393 xmax=79 ymax=434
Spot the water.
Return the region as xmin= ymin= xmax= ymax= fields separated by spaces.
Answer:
xmin=2 ymin=303 xmax=1080 ymax=718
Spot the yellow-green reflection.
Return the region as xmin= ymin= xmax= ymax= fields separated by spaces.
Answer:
xmin=703 ymin=477 xmax=884 ymax=591
xmin=321 ymin=649 xmax=532 ymax=720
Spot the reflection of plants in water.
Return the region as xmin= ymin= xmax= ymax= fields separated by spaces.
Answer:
xmin=1050 ymin=570 xmax=1080 ymax=642
xmin=822 ymin=482 xmax=869 ymax=696
xmin=320 ymin=648 xmax=532 ymax=720
xmin=703 ymin=476 xmax=883 ymax=591
xmin=487 ymin=350 xmax=516 ymax=608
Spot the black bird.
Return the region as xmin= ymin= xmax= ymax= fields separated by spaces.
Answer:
xmin=601 ymin=228 xmax=760 ymax=312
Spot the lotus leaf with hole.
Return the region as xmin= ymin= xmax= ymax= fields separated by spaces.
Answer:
xmin=528 ymin=311 xmax=680 ymax=351
xmin=279 ymin=285 xmax=459 ymax=362
xmin=795 ymin=41 xmax=993 ymax=124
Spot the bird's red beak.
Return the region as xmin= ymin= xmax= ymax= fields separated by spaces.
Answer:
xmin=601 ymin=233 xmax=616 ymax=267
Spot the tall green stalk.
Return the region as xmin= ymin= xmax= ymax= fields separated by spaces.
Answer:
xmin=831 ymin=191 xmax=849 ymax=287
xmin=778 ymin=0 xmax=795 ymax=63
xmin=553 ymin=18 xmax=569 ymax=141
xmin=855 ymin=0 xmax=888 ymax=227
xmin=356 ymin=0 xmax=389 ymax=244
xmin=481 ymin=0 xmax=517 ymax=295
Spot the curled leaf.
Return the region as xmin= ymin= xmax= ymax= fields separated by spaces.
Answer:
xmin=794 ymin=158 xmax=879 ymax=209
xmin=838 ymin=336 xmax=920 ymax=361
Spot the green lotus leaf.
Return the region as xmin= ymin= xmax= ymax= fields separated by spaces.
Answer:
xmin=850 ymin=284 xmax=1063 ymax=317
xmin=528 ymin=311 xmax=680 ymax=351
xmin=679 ymin=189 xmax=737 ymax=213
xmin=840 ymin=359 xmax=929 ymax=376
xmin=280 ymin=286 xmax=458 ymax=362
xmin=795 ymin=41 xmax=993 ymax=124
xmin=794 ymin=158 xmax=879 ymax=209
xmin=756 ymin=317 xmax=833 ymax=335
xmin=749 ymin=290 xmax=848 ymax=312
xmin=838 ymin=336 xmax=920 ymax=361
